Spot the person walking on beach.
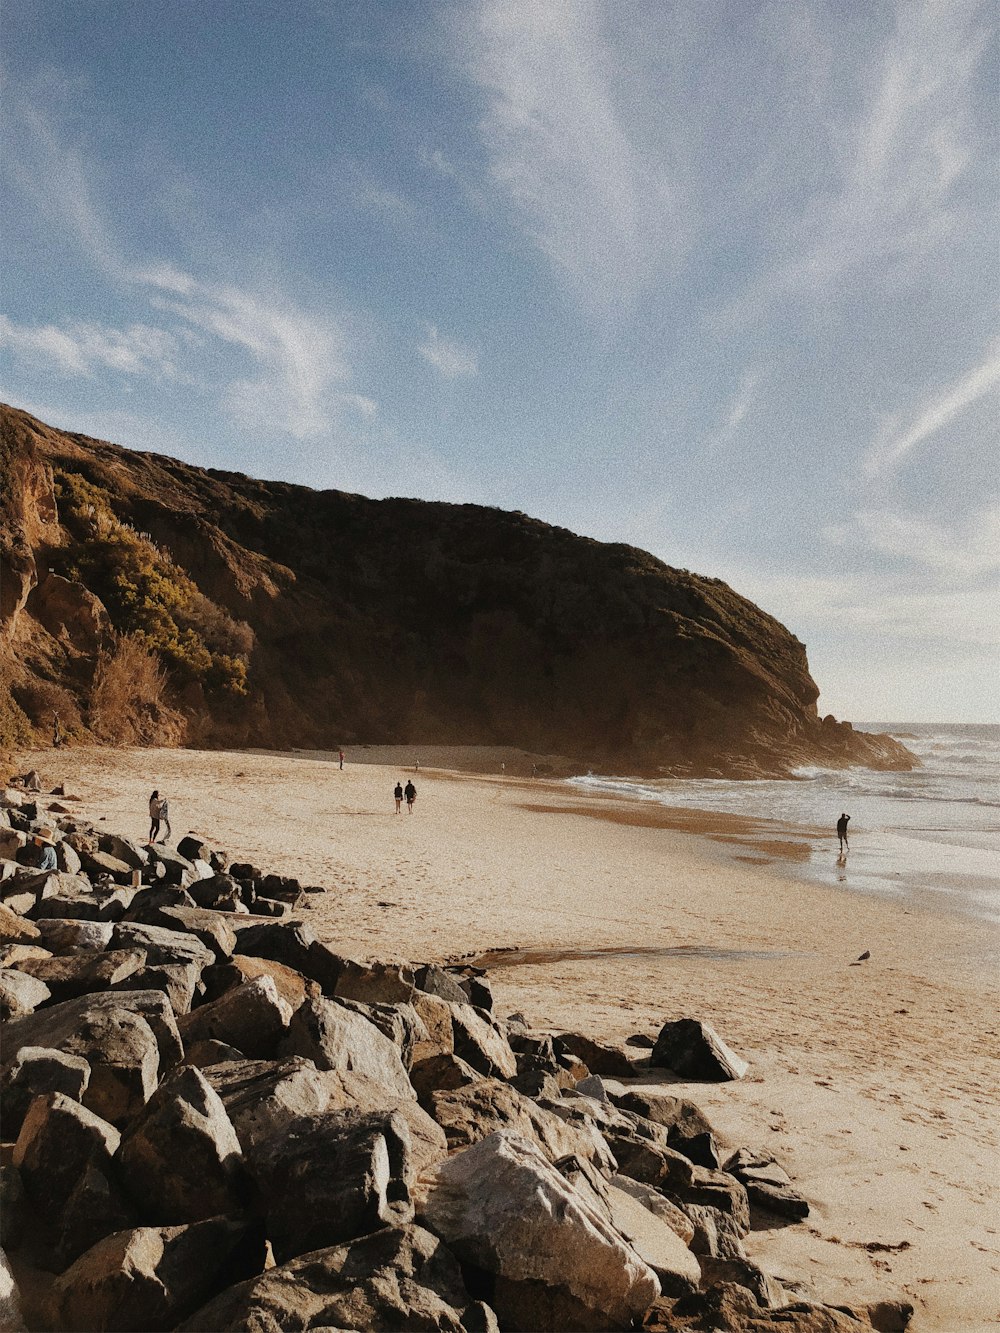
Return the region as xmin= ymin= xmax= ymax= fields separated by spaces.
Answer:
xmin=836 ymin=812 xmax=850 ymax=853
xmin=394 ymin=781 xmax=403 ymax=814
xmin=148 ymin=791 xmax=162 ymax=844
xmin=404 ymin=779 xmax=417 ymax=813
xmin=339 ymin=750 xmax=344 ymax=770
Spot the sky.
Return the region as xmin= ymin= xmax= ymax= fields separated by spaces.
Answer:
xmin=2 ymin=0 xmax=998 ymax=724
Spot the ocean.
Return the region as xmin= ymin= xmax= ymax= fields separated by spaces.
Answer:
xmin=567 ymin=723 xmax=1000 ymax=925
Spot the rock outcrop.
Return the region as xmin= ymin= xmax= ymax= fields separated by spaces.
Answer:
xmin=0 ymin=403 xmax=915 ymax=777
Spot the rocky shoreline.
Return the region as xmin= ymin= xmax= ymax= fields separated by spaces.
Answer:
xmin=1 ymin=772 xmax=913 ymax=1332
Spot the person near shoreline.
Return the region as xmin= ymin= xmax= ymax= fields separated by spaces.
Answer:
xmin=339 ymin=750 xmax=344 ymax=770
xmin=394 ymin=781 xmax=403 ymax=814
xmin=836 ymin=812 xmax=850 ymax=853
xmin=404 ymin=779 xmax=416 ymax=813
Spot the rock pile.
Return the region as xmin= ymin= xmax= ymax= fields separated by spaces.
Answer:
xmin=0 ymin=784 xmax=913 ymax=1332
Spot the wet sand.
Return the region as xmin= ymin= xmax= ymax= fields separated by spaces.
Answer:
xmin=16 ymin=743 xmax=1000 ymax=1331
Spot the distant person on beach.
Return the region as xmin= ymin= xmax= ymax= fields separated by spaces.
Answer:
xmin=404 ymin=779 xmax=416 ymax=813
xmin=158 ymin=796 xmax=171 ymax=843
xmin=149 ymin=791 xmax=161 ymax=844
xmin=837 ymin=812 xmax=850 ymax=853
xmin=394 ymin=782 xmax=403 ymax=814
xmin=339 ymin=750 xmax=344 ymax=770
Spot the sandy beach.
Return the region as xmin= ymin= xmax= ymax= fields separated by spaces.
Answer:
xmin=16 ymin=743 xmax=1000 ymax=1332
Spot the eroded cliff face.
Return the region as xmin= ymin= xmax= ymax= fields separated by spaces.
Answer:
xmin=0 ymin=404 xmax=914 ymax=776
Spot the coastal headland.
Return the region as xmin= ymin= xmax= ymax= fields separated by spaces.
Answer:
xmin=12 ymin=742 xmax=999 ymax=1332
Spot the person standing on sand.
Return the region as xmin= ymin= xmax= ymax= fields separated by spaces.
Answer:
xmin=148 ymin=791 xmax=161 ymax=844
xmin=157 ymin=795 xmax=172 ymax=844
xmin=404 ymin=779 xmax=416 ymax=813
xmin=339 ymin=750 xmax=344 ymax=770
xmin=837 ymin=812 xmax=850 ymax=853
xmin=394 ymin=782 xmax=403 ymax=814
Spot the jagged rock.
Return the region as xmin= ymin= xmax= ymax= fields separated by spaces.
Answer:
xmin=202 ymin=1057 xmax=336 ymax=1152
xmin=154 ymin=906 xmax=237 ymax=961
xmin=663 ymin=1282 xmax=877 ymax=1330
xmin=201 ymin=953 xmax=311 ymax=1011
xmin=13 ymin=1093 xmax=120 ymax=1228
xmin=60 ymin=1007 xmax=161 ymax=1127
xmin=111 ymin=961 xmax=202 ymax=1016
xmin=34 ymin=918 xmax=113 ymax=953
xmin=0 ymin=903 xmax=40 ymax=946
xmin=250 ymin=1108 xmax=414 ymax=1262
xmin=430 ymin=1078 xmax=615 ymax=1171
xmin=724 ymin=1149 xmax=810 ymax=1221
xmin=110 ymin=922 xmax=214 ymax=970
xmin=1 ymin=1165 xmax=27 ymax=1249
xmin=54 ymin=1162 xmax=137 ymax=1270
xmin=52 ymin=1217 xmax=256 ymax=1333
xmin=319 ymin=1070 xmax=450 ymax=1178
xmin=650 ymin=1019 xmax=748 ymax=1081
xmin=180 ymin=1223 xmax=496 ymax=1333
xmin=0 ymin=943 xmax=51 ymax=968
xmin=187 ymin=874 xmax=243 ymax=913
xmin=96 ymin=834 xmax=147 ymax=870
xmin=604 ymin=1180 xmax=701 ymax=1295
xmin=116 ymin=1065 xmax=249 ymax=1224
xmin=451 ymin=1004 xmax=517 ymax=1078
xmin=11 ymin=949 xmax=145 ymax=1004
xmin=176 ymin=836 xmax=209 ymax=863
xmin=610 ymin=1088 xmax=721 ymax=1167
xmin=609 ymin=1175 xmax=695 ymax=1246
xmin=124 ymin=886 xmax=198 ymax=921
xmin=256 ymin=873 xmax=303 ymax=905
xmin=334 ymin=996 xmax=428 ymax=1068
xmin=146 ymin=845 xmax=196 ymax=884
xmin=414 ymin=964 xmax=469 ymax=1006
xmin=55 ymin=840 xmax=82 ymax=875
xmin=682 ymin=1204 xmax=748 ymax=1259
xmin=410 ymin=1051 xmax=482 ymax=1101
xmin=0 ymin=1248 xmax=26 ymax=1332
xmin=279 ymin=995 xmax=415 ymax=1100
xmin=0 ymin=968 xmax=51 ymax=1018
xmin=5 ymin=990 xmax=183 ymax=1091
xmin=333 ymin=957 xmax=415 ymax=1005
xmin=234 ymin=921 xmax=345 ymax=992
xmin=31 ymin=887 xmax=134 ymax=922
xmin=576 ymin=1074 xmax=609 ymax=1100
xmin=698 ymin=1256 xmax=786 ymax=1309
xmin=77 ymin=848 xmax=135 ymax=884
xmin=558 ymin=1032 xmax=636 ymax=1078
xmin=178 ymin=976 xmax=292 ymax=1058
xmin=462 ymin=974 xmax=494 ymax=1012
xmin=417 ymin=1130 xmax=660 ymax=1331
xmin=184 ymin=1039 xmax=246 ymax=1067
xmin=411 ymin=989 xmax=458 ymax=1062
xmin=1 ymin=1045 xmax=91 ymax=1138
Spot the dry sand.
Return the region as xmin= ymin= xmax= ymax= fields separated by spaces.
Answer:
xmin=19 ymin=743 xmax=1000 ymax=1331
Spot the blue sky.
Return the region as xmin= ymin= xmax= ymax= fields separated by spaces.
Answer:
xmin=2 ymin=0 xmax=998 ymax=723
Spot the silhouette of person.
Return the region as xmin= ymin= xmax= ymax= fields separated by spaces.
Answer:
xmin=339 ymin=750 xmax=344 ymax=770
xmin=404 ymin=780 xmax=416 ymax=813
xmin=394 ymin=782 xmax=403 ymax=814
xmin=836 ymin=813 xmax=850 ymax=853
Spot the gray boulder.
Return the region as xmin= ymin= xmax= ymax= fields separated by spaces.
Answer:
xmin=650 ymin=1018 xmax=748 ymax=1081
xmin=279 ymin=995 xmax=415 ymax=1100
xmin=451 ymin=1004 xmax=517 ymax=1079
xmin=0 ymin=968 xmax=51 ymax=1019
xmin=53 ymin=1217 xmax=255 ymax=1332
xmin=603 ymin=1180 xmax=700 ymax=1296
xmin=60 ymin=1007 xmax=161 ymax=1127
xmin=178 ymin=976 xmax=292 ymax=1058
xmin=110 ymin=922 xmax=214 ymax=971
xmin=111 ymin=961 xmax=202 ymax=1016
xmin=146 ymin=844 xmax=196 ymax=884
xmin=54 ymin=1161 xmax=137 ymax=1270
xmin=154 ymin=907 xmax=238 ymax=961
xmin=180 ymin=1223 xmax=496 ymax=1333
xmin=417 ymin=1130 xmax=659 ymax=1331
xmin=557 ymin=1032 xmax=636 ymax=1078
xmin=250 ymin=1107 xmax=414 ymax=1262
xmin=410 ymin=1052 xmax=483 ymax=1102
xmin=1 ymin=1045 xmax=91 ymax=1138
xmin=0 ymin=903 xmax=40 ymax=947
xmin=724 ymin=1148 xmax=810 ymax=1220
xmin=414 ymin=964 xmax=468 ymax=1006
xmin=34 ymin=919 xmax=113 ymax=953
xmin=97 ymin=834 xmax=147 ymax=870
xmin=13 ymin=1093 xmax=120 ymax=1229
xmin=11 ymin=949 xmax=146 ymax=1004
xmin=610 ymin=1088 xmax=721 ymax=1167
xmin=202 ymin=1057 xmax=337 ymax=1153
xmin=116 ymin=1065 xmax=249 ymax=1224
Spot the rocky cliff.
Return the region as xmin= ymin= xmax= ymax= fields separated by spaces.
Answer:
xmin=0 ymin=404 xmax=913 ymax=776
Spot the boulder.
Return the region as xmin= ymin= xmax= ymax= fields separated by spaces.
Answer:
xmin=0 ymin=968 xmax=51 ymax=1019
xmin=250 ymin=1107 xmax=414 ymax=1262
xmin=54 ymin=1162 xmax=137 ymax=1270
xmin=557 ymin=1032 xmax=636 ymax=1078
xmin=279 ymin=995 xmax=415 ymax=1100
xmin=96 ymin=834 xmax=147 ymax=870
xmin=201 ymin=953 xmax=311 ymax=1011
xmin=610 ymin=1088 xmax=721 ymax=1167
xmin=123 ymin=886 xmax=197 ymax=921
xmin=154 ymin=907 xmax=237 ymax=961
xmin=111 ymin=961 xmax=202 ymax=1016
xmin=202 ymin=1057 xmax=337 ymax=1151
xmin=53 ymin=1217 xmax=256 ymax=1333
xmin=31 ymin=888 xmax=134 ymax=922
xmin=186 ymin=874 xmax=243 ymax=913
xmin=417 ymin=1130 xmax=660 ymax=1331
xmin=180 ymin=1223 xmax=495 ymax=1333
xmin=609 ymin=1175 xmax=695 ymax=1246
xmin=58 ymin=1007 xmax=161 ymax=1128
xmin=698 ymin=1255 xmax=786 ymax=1309
xmin=184 ymin=1039 xmax=246 ymax=1068
xmin=116 ymin=1065 xmax=249 ymax=1224
xmin=77 ymin=848 xmax=136 ymax=884
xmin=724 ymin=1148 xmax=810 ymax=1220
xmin=430 ymin=1079 xmax=615 ymax=1170
xmin=604 ymin=1180 xmax=701 ymax=1296
xmin=176 ymin=836 xmax=209 ymax=863
xmin=13 ymin=1093 xmax=120 ymax=1224
xmin=410 ymin=989 xmax=458 ymax=1062
xmin=0 ymin=1248 xmax=26 ymax=1332
xmin=0 ymin=903 xmax=40 ymax=946
xmin=234 ymin=921 xmax=345 ymax=992
xmin=179 ymin=976 xmax=292 ymax=1058
xmin=11 ymin=949 xmax=146 ymax=1004
xmin=316 ymin=1069 xmax=450 ymax=1178
xmin=34 ymin=919 xmax=113 ymax=953
xmin=335 ymin=996 xmax=428 ymax=1068
xmin=463 ymin=974 xmax=494 ymax=1013
xmin=666 ymin=1282 xmax=877 ymax=1331
xmin=682 ymin=1204 xmax=748 ymax=1260
xmin=410 ymin=1052 xmax=483 ymax=1101
xmin=256 ymin=873 xmax=303 ymax=906
xmin=650 ymin=1019 xmax=748 ymax=1081
xmin=146 ymin=845 xmax=196 ymax=885
xmin=451 ymin=1004 xmax=517 ymax=1079
xmin=4 ymin=989 xmax=183 ymax=1077
xmin=55 ymin=840 xmax=82 ymax=875
xmin=414 ymin=964 xmax=469 ymax=1006
xmin=1 ymin=1045 xmax=91 ymax=1138
xmin=110 ymin=922 xmax=214 ymax=970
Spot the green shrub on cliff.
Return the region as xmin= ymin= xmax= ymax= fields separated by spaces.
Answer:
xmin=52 ymin=469 xmax=251 ymax=695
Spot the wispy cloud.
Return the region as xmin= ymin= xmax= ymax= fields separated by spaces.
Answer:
xmin=0 ymin=315 xmax=182 ymax=380
xmin=460 ymin=0 xmax=670 ymax=314
xmin=864 ymin=344 xmax=1000 ymax=476
xmin=704 ymin=371 xmax=762 ymax=455
xmin=417 ymin=323 xmax=478 ymax=379
xmin=827 ymin=502 xmax=1000 ymax=578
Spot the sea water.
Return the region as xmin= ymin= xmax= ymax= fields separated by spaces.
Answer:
xmin=567 ymin=724 xmax=1000 ymax=924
